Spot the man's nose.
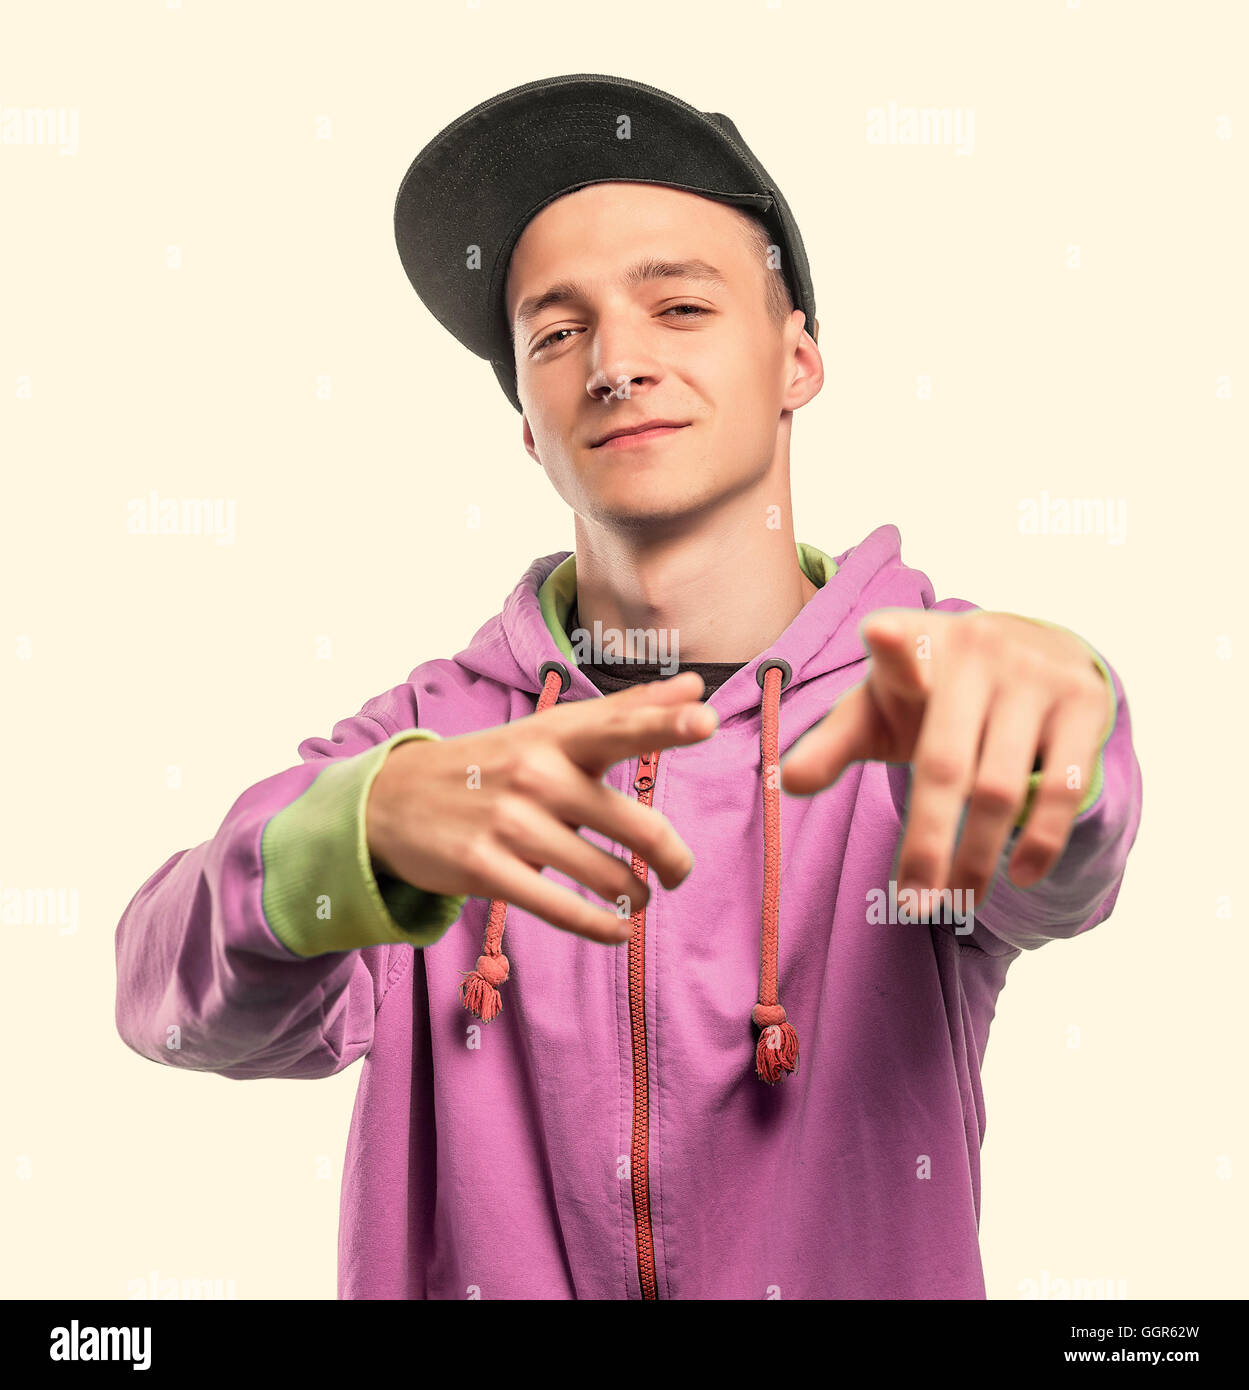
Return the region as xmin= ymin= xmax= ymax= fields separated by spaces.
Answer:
xmin=585 ymin=315 xmax=662 ymax=401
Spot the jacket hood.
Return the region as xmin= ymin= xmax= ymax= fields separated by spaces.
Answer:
xmin=450 ymin=523 xmax=940 ymax=1082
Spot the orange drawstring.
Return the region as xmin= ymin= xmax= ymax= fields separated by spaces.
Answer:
xmin=754 ymin=661 xmax=799 ymax=1082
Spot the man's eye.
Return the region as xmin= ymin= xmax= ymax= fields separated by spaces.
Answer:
xmin=534 ymin=327 xmax=577 ymax=351
xmin=533 ymin=305 xmax=708 ymax=353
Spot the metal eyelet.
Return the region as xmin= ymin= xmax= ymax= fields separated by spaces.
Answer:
xmin=538 ymin=660 xmax=572 ymax=695
xmin=754 ymin=657 xmax=792 ymax=691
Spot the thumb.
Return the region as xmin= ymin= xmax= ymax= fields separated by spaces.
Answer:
xmin=780 ymin=613 xmax=930 ymax=796
xmin=780 ymin=682 xmax=878 ymax=795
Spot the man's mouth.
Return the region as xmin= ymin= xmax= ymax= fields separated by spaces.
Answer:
xmin=591 ymin=420 xmax=692 ymax=450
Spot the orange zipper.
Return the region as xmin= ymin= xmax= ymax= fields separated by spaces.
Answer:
xmin=628 ymin=747 xmax=660 ymax=1300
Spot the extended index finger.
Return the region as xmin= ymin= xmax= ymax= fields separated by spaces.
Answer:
xmin=544 ymin=670 xmax=719 ymax=776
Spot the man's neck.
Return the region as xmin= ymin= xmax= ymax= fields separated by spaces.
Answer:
xmin=570 ymin=505 xmax=819 ymax=665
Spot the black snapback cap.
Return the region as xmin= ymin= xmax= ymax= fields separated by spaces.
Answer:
xmin=393 ymin=73 xmax=818 ymax=415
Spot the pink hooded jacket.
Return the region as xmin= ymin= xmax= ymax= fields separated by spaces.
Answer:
xmin=114 ymin=524 xmax=1142 ymax=1298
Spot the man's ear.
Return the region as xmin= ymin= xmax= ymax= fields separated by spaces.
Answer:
xmin=784 ymin=313 xmax=824 ymax=410
xmin=521 ymin=412 xmax=542 ymax=467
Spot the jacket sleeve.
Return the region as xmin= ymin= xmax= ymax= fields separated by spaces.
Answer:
xmin=114 ymin=686 xmax=468 ymax=1080
xmin=925 ymin=598 xmax=1143 ymax=952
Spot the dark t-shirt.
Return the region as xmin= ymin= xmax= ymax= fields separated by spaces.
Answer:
xmin=566 ymin=599 xmax=746 ymax=700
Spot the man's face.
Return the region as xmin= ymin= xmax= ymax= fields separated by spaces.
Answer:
xmin=504 ymin=181 xmax=819 ymax=534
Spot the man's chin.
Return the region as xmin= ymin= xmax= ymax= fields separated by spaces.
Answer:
xmin=583 ymin=491 xmax=715 ymax=535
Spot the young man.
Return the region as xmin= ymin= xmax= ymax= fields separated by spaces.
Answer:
xmin=114 ymin=74 xmax=1142 ymax=1299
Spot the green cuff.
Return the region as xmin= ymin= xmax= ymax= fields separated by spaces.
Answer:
xmin=1005 ymin=616 xmax=1117 ymax=826
xmin=261 ymin=728 xmax=468 ymax=957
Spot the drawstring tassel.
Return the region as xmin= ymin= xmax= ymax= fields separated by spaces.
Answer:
xmin=752 ymin=1003 xmax=799 ymax=1083
xmin=459 ymin=951 xmax=510 ymax=1022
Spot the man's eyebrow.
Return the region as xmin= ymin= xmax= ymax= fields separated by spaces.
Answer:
xmin=513 ymin=258 xmax=730 ymax=331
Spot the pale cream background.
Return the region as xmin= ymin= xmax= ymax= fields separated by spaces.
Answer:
xmin=2 ymin=0 xmax=1244 ymax=1300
